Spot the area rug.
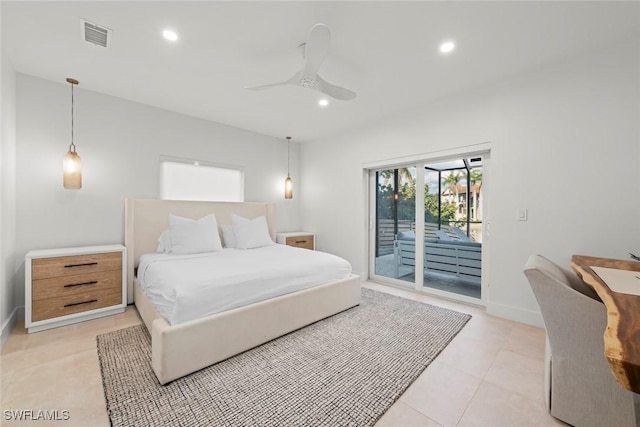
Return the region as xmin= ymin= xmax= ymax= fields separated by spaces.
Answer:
xmin=97 ymin=288 xmax=471 ymax=427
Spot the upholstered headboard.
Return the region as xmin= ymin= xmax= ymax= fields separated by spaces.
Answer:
xmin=124 ymin=198 xmax=276 ymax=303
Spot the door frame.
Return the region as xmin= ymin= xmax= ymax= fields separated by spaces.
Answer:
xmin=364 ymin=143 xmax=491 ymax=306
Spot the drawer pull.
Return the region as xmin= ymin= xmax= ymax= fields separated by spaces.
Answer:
xmin=295 ymin=240 xmax=308 ymax=243
xmin=63 ymin=280 xmax=98 ymax=288
xmin=63 ymin=299 xmax=98 ymax=308
xmin=64 ymin=262 xmax=98 ymax=268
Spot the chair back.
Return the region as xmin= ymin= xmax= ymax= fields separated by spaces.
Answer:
xmin=523 ymin=254 xmax=634 ymax=427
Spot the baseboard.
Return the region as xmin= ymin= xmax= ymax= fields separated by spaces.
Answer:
xmin=0 ymin=305 xmax=23 ymax=350
xmin=486 ymin=301 xmax=543 ymax=327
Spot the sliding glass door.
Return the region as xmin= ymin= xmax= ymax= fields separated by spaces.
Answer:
xmin=369 ymin=155 xmax=487 ymax=304
xmin=423 ymin=159 xmax=483 ymax=299
xmin=373 ymin=168 xmax=416 ymax=284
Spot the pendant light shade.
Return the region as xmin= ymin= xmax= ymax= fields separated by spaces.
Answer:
xmin=284 ymin=136 xmax=293 ymax=199
xmin=63 ymin=150 xmax=82 ymax=189
xmin=284 ymin=175 xmax=293 ymax=199
xmin=63 ymin=78 xmax=82 ymax=189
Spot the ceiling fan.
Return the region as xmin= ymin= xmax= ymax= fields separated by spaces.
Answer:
xmin=246 ymin=23 xmax=356 ymax=101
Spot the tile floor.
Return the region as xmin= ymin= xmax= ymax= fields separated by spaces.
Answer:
xmin=0 ymin=282 xmax=565 ymax=427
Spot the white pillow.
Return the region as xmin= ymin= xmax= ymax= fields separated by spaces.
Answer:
xmin=156 ymin=229 xmax=172 ymax=253
xmin=221 ymin=224 xmax=237 ymax=249
xmin=231 ymin=214 xmax=274 ymax=249
xmin=169 ymin=214 xmax=223 ymax=254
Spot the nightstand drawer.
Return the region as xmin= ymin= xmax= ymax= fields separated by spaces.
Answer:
xmin=32 ymin=269 xmax=121 ymax=301
xmin=32 ymin=252 xmax=121 ymax=280
xmin=26 ymin=245 xmax=126 ymax=333
xmin=285 ymin=235 xmax=314 ymax=250
xmin=32 ymin=286 xmax=123 ymax=322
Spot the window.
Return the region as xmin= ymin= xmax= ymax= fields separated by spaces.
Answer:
xmin=160 ymin=158 xmax=244 ymax=202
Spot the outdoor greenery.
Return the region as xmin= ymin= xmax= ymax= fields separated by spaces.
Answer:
xmin=377 ymin=167 xmax=482 ymax=228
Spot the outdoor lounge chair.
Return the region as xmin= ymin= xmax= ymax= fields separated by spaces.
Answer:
xmin=452 ymin=227 xmax=473 ymax=242
xmin=434 ymin=229 xmax=453 ymax=240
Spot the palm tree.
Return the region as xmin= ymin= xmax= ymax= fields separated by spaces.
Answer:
xmin=443 ymin=171 xmax=462 ymax=207
xmin=398 ymin=168 xmax=415 ymax=187
xmin=469 ymin=169 xmax=482 ymax=220
xmin=380 ymin=170 xmax=393 ymax=187
xmin=381 ymin=168 xmax=415 ymax=187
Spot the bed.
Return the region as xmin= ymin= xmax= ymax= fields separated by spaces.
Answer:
xmin=124 ymin=198 xmax=361 ymax=385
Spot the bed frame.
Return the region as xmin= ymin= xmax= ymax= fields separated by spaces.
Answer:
xmin=124 ymin=198 xmax=361 ymax=385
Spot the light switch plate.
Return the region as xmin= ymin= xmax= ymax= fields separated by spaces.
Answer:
xmin=516 ymin=208 xmax=528 ymax=221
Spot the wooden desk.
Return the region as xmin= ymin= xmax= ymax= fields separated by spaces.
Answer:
xmin=570 ymin=255 xmax=640 ymax=394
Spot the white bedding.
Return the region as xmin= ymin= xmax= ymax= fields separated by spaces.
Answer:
xmin=137 ymin=244 xmax=352 ymax=325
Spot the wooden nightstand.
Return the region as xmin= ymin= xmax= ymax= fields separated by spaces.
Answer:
xmin=276 ymin=232 xmax=315 ymax=250
xmin=25 ymin=245 xmax=126 ymax=333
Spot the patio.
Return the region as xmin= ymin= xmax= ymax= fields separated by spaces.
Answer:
xmin=375 ymin=254 xmax=481 ymax=299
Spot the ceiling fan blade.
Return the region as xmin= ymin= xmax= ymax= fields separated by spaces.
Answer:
xmin=316 ymin=74 xmax=357 ymax=101
xmin=302 ymin=24 xmax=330 ymax=78
xmin=245 ymin=73 xmax=298 ymax=91
xmin=246 ymin=24 xmax=355 ymax=101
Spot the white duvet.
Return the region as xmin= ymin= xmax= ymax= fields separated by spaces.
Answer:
xmin=137 ymin=244 xmax=352 ymax=325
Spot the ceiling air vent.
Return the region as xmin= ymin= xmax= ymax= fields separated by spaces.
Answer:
xmin=81 ymin=19 xmax=111 ymax=48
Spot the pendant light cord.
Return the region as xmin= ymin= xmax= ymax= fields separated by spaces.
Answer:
xmin=69 ymin=80 xmax=76 ymax=153
xmin=67 ymin=78 xmax=78 ymax=154
xmin=287 ymin=136 xmax=291 ymax=177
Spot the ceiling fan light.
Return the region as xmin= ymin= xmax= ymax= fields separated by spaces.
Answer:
xmin=318 ymin=98 xmax=329 ymax=107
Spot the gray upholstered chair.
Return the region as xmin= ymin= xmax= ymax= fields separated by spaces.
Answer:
xmin=523 ymin=255 xmax=636 ymax=427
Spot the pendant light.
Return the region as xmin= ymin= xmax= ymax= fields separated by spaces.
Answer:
xmin=63 ymin=78 xmax=82 ymax=189
xmin=284 ymin=136 xmax=293 ymax=199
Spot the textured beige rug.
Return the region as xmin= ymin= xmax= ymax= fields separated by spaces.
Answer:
xmin=97 ymin=288 xmax=470 ymax=426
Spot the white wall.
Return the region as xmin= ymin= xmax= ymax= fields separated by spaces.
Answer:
xmin=300 ymin=39 xmax=640 ymax=326
xmin=14 ymin=74 xmax=300 ymax=308
xmin=1 ymin=46 xmax=18 ymax=344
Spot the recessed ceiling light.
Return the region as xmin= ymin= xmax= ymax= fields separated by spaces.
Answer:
xmin=163 ymin=30 xmax=178 ymax=41
xmin=318 ymin=98 xmax=329 ymax=107
xmin=439 ymin=41 xmax=455 ymax=54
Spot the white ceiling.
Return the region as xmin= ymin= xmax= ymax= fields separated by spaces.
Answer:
xmin=3 ymin=1 xmax=639 ymax=142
